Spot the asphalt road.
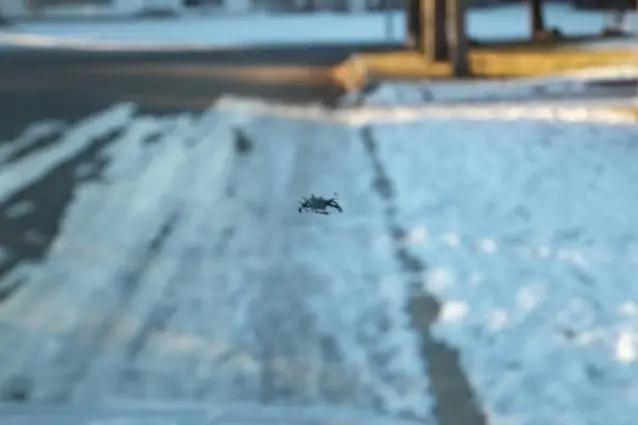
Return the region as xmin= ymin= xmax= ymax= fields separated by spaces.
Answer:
xmin=0 ymin=45 xmax=361 ymax=138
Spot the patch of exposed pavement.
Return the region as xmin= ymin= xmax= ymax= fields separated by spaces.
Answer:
xmin=359 ymin=126 xmax=488 ymax=425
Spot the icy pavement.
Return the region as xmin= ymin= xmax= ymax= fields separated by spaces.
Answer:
xmin=0 ymin=3 xmax=635 ymax=51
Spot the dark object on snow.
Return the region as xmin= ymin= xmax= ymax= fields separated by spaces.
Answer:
xmin=298 ymin=194 xmax=343 ymax=215
xmin=0 ymin=376 xmax=31 ymax=402
xmin=234 ymin=129 xmax=252 ymax=155
xmin=0 ymin=14 xmax=9 ymax=26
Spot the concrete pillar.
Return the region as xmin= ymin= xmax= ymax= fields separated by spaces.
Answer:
xmin=446 ymin=0 xmax=469 ymax=76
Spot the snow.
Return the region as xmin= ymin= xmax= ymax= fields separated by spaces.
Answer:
xmin=199 ymin=97 xmax=638 ymax=424
xmin=0 ymin=13 xmax=395 ymax=51
xmin=363 ymin=66 xmax=638 ymax=107
xmin=0 ymin=105 xmax=134 ymax=206
xmin=0 ymin=120 xmax=66 ymax=163
xmin=0 ymin=101 xmax=434 ymax=420
xmin=0 ymin=3 xmax=635 ymax=51
xmin=365 ymin=116 xmax=638 ymax=425
xmin=216 ymin=95 xmax=638 ymax=126
xmin=3 ymin=201 xmax=35 ymax=219
xmin=467 ymin=3 xmax=637 ymax=40
xmin=1 ymin=65 xmax=637 ymax=423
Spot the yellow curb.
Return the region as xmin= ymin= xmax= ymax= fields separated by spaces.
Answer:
xmin=81 ymin=64 xmax=337 ymax=86
xmin=331 ymin=46 xmax=637 ymax=89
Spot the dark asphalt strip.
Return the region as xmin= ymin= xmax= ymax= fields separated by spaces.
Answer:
xmin=360 ymin=126 xmax=488 ymax=425
xmin=0 ymin=43 xmax=402 ymax=67
xmin=0 ymin=127 xmax=124 ymax=297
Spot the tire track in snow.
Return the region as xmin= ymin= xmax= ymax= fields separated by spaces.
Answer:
xmin=230 ymin=117 xmax=434 ymax=419
xmin=360 ymin=126 xmax=487 ymax=425
xmin=70 ymin=107 xmax=238 ymax=401
xmin=363 ymin=118 xmax=638 ymax=425
xmin=71 ymin=112 xmax=434 ymax=419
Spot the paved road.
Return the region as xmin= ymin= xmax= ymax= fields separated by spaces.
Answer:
xmin=0 ymin=46 xmax=484 ymax=425
xmin=0 ymin=45 xmax=354 ymax=137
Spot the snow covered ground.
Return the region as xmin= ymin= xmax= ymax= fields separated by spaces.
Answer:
xmin=353 ymin=89 xmax=637 ymax=424
xmin=365 ymin=115 xmax=638 ymax=425
xmin=0 ymin=3 xmax=635 ymax=51
xmin=1 ymin=88 xmax=637 ymax=425
xmin=0 ymin=102 xmax=434 ymax=421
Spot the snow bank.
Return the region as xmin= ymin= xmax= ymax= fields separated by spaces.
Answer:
xmin=215 ymin=95 xmax=638 ymax=126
